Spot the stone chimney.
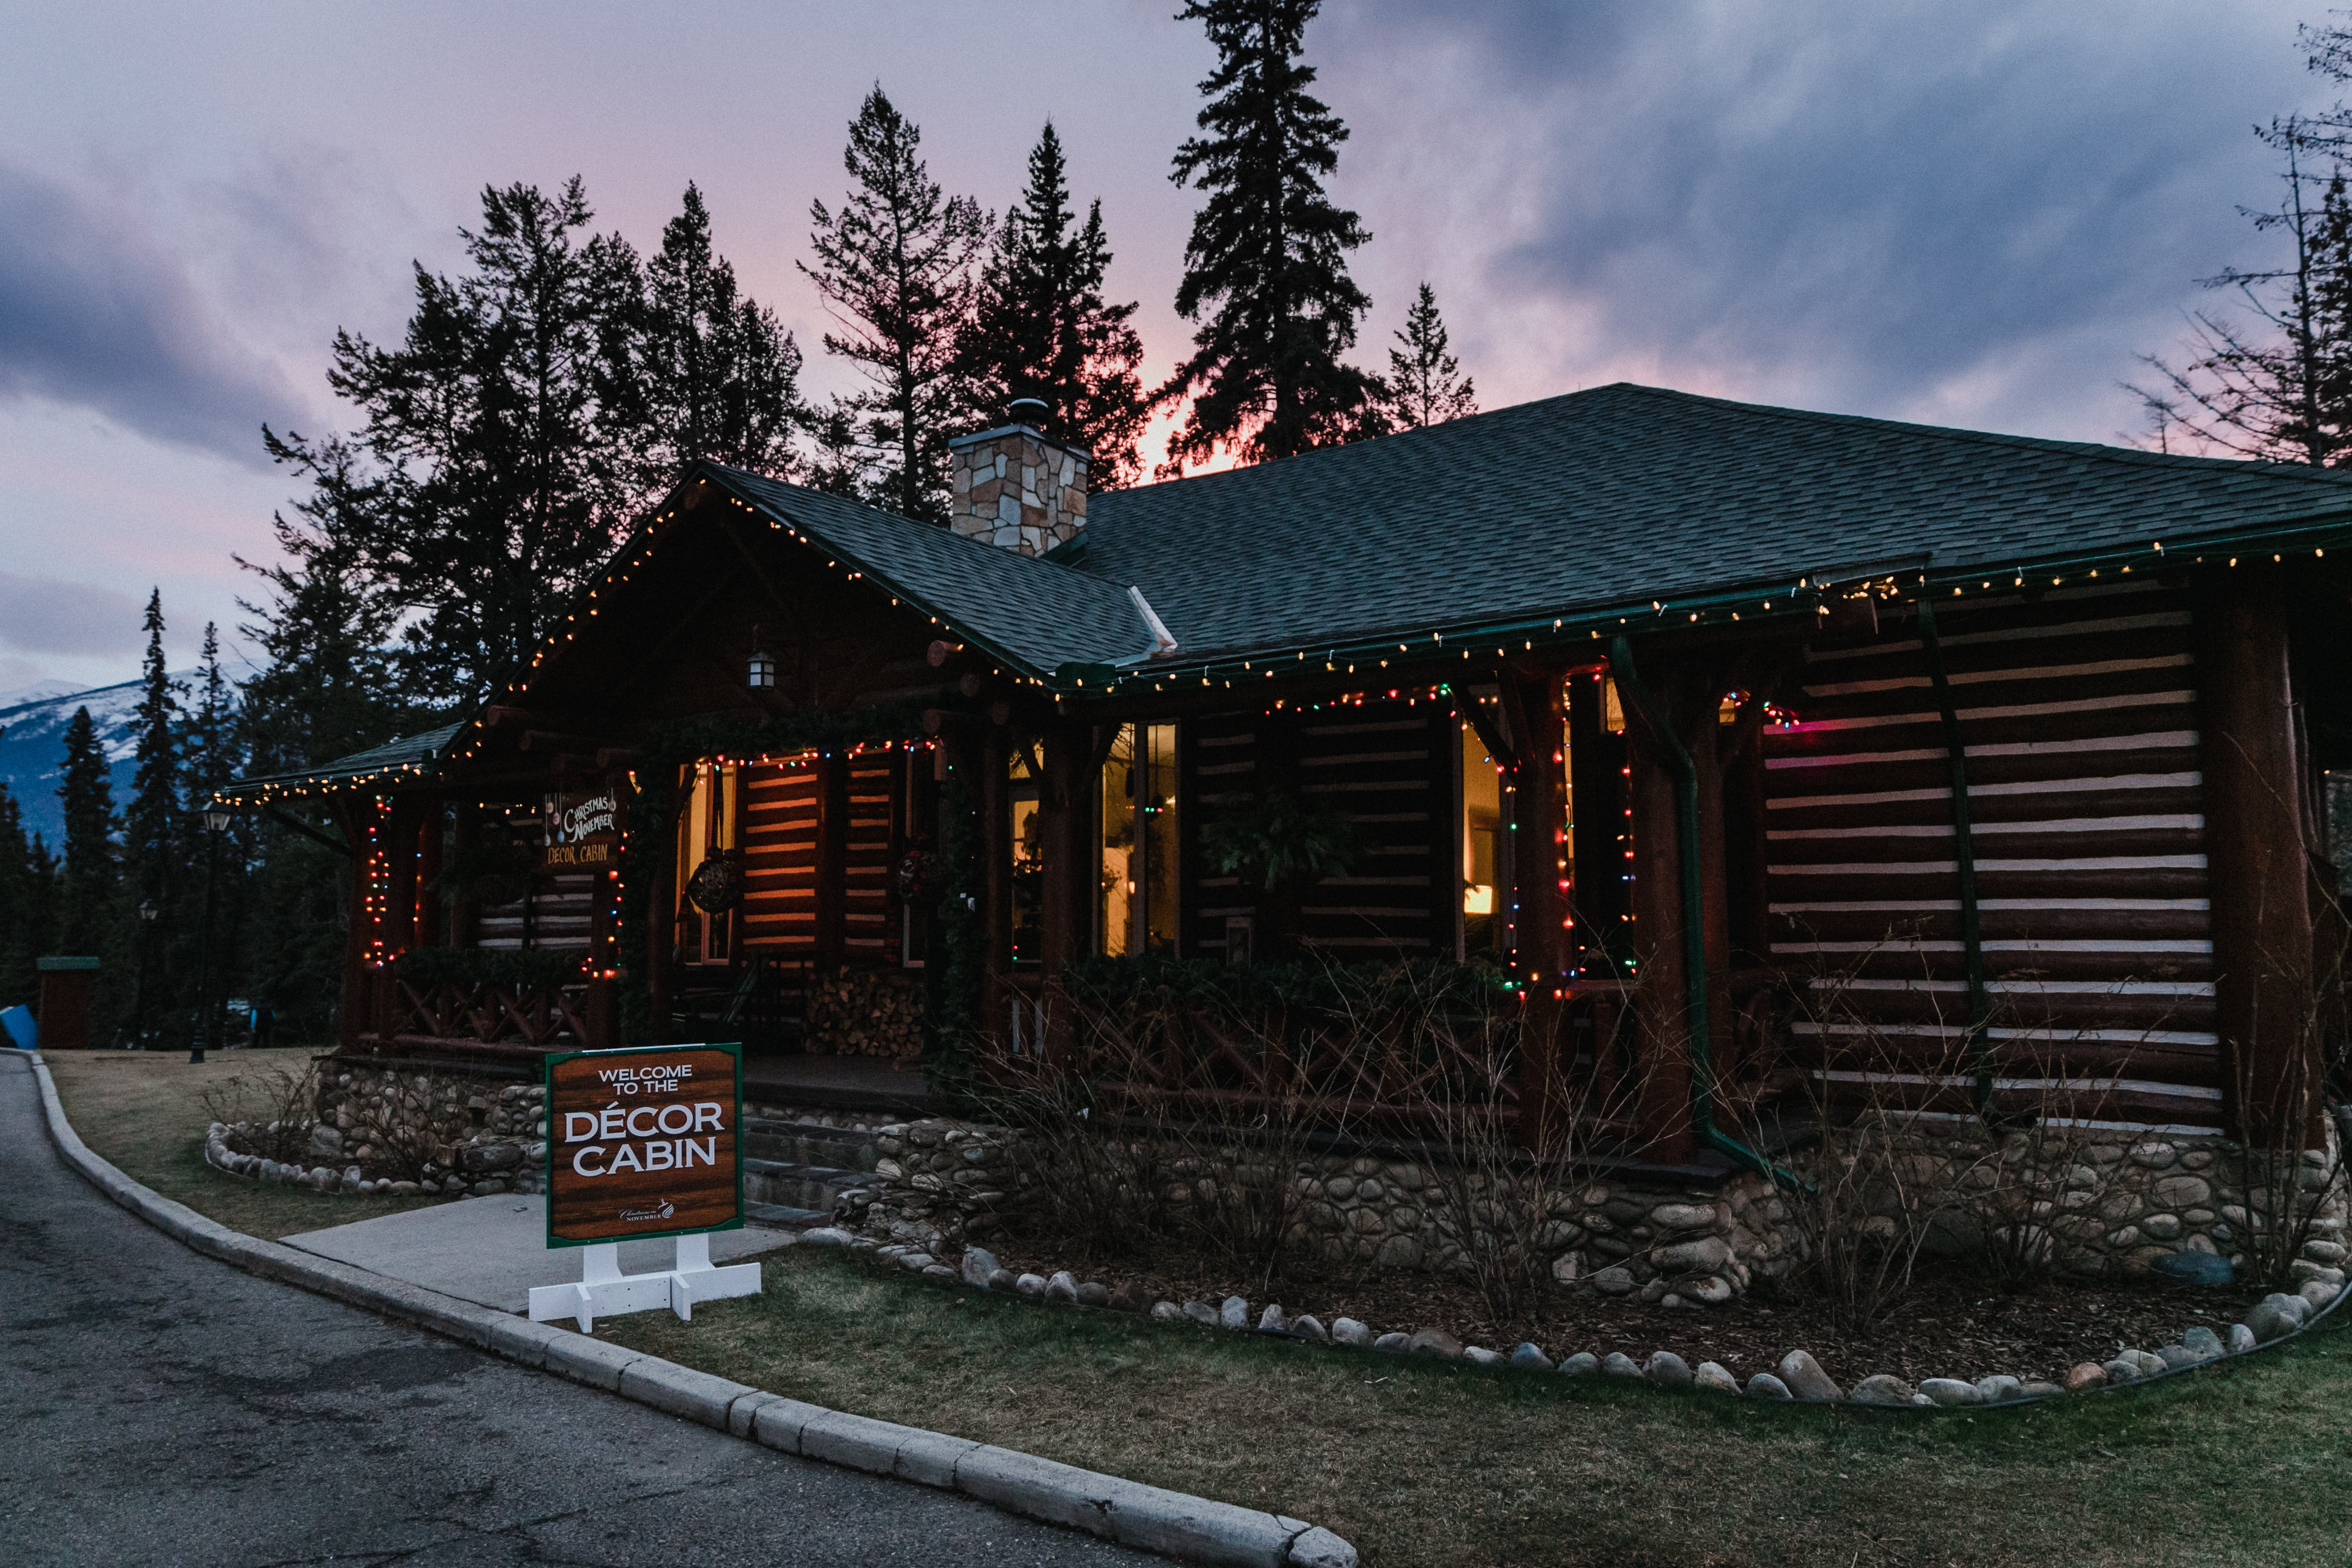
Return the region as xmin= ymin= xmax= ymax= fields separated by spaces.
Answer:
xmin=946 ymin=397 xmax=1089 ymax=556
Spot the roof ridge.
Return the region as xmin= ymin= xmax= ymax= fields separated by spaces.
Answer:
xmin=1608 ymin=382 xmax=2352 ymax=488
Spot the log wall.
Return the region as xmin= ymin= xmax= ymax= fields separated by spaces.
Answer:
xmin=1762 ymin=582 xmax=2223 ymax=1131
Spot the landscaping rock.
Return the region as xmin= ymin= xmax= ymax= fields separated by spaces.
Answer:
xmin=2156 ymin=1345 xmax=2201 ymax=1371
xmin=1014 ymin=1273 xmax=1049 ymax=1298
xmin=1044 ymin=1272 xmax=1080 ymax=1305
xmin=1374 ymin=1333 xmax=1410 ymax=1354
xmin=1744 ymin=1373 xmax=1791 ymax=1399
xmin=2247 ymin=1292 xmax=2309 ymax=1342
xmin=1293 ymin=1315 xmax=1329 ymax=1343
xmin=1408 ymin=1328 xmax=1465 ymax=1359
xmin=1643 ymin=1351 xmax=1693 ymax=1387
xmin=1150 ymin=1301 xmax=1185 ymax=1323
xmin=1849 ymin=1374 xmax=1915 ymax=1406
xmin=2151 ymin=1250 xmax=2233 ymax=1287
xmin=1220 ymin=1296 xmax=1250 ymax=1330
xmin=2300 ymin=1279 xmax=2342 ymax=1313
xmin=1182 ymin=1301 xmax=1219 ymax=1326
xmin=1508 ymin=1343 xmax=1554 ymax=1372
xmin=1919 ymin=1378 xmax=1982 ymax=1406
xmin=987 ymin=1268 xmax=1017 ymax=1291
xmin=1464 ymin=1346 xmax=1504 ymax=1366
xmin=2101 ymin=1357 xmax=2140 ymax=1385
xmin=1331 ymin=1317 xmax=1373 ymax=1347
xmin=960 ymin=1246 xmax=1000 ymax=1287
xmin=2181 ymin=1326 xmax=2224 ymax=1360
xmin=1777 ymin=1350 xmax=1842 ymax=1403
xmin=1693 ymin=1361 xmax=1739 ymax=1393
xmin=1975 ymin=1375 xmax=2024 ymax=1403
xmin=1258 ymin=1305 xmax=1288 ymax=1333
xmin=921 ymin=1263 xmax=956 ymax=1282
xmin=1559 ymin=1352 xmax=1600 ymax=1377
xmin=2228 ymin=1323 xmax=2257 ymax=1355
xmin=1591 ymin=1265 xmax=1638 ymax=1298
xmin=898 ymin=1252 xmax=935 ymax=1272
xmin=1108 ymin=1281 xmax=1149 ymax=1314
xmin=1601 ymin=1352 xmax=1642 ymax=1378
xmin=2019 ymin=1381 xmax=2065 ymax=1399
xmin=1685 ymin=1275 xmax=1735 ymax=1305
xmin=2129 ymin=1350 xmax=2167 ymax=1377
xmin=1074 ymin=1282 xmax=1110 ymax=1308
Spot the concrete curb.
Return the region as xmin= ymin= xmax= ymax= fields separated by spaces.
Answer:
xmin=24 ymin=1053 xmax=1354 ymax=1568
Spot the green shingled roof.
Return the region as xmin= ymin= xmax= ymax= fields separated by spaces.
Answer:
xmin=1072 ymin=382 xmax=2352 ymax=670
xmin=703 ymin=466 xmax=1154 ymax=674
xmin=216 ymin=723 xmax=463 ymax=804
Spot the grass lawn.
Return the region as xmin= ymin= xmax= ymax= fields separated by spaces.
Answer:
xmin=37 ymin=1047 xmax=2351 ymax=1566
xmin=41 ymin=1046 xmax=457 ymax=1239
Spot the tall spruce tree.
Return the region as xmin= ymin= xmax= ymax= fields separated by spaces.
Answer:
xmin=124 ymin=590 xmax=183 ymax=1040
xmin=960 ymin=124 xmax=1151 ymax=488
xmin=125 ymin=590 xmax=181 ymax=919
xmin=0 ymin=782 xmax=53 ymax=1008
xmin=54 ymin=706 xmax=118 ymax=959
xmin=803 ymin=88 xmax=989 ymax=523
xmin=1162 ymin=0 xmax=1374 ymax=470
xmin=608 ymin=183 xmax=808 ymax=493
xmin=1372 ymin=283 xmax=1478 ymax=431
xmin=280 ymin=177 xmax=641 ymax=704
xmin=2131 ymin=118 xmax=2352 ymax=466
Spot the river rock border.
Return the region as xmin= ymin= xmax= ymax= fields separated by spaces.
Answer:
xmin=793 ymin=1230 xmax=2350 ymax=1410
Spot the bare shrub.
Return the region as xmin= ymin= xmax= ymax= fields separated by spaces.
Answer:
xmin=2224 ymin=944 xmax=2345 ymax=1289
xmin=199 ymin=1060 xmax=320 ymax=1163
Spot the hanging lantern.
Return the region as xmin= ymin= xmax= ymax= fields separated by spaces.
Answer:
xmin=746 ymin=624 xmax=777 ymax=690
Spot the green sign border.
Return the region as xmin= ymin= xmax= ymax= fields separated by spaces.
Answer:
xmin=542 ymin=1040 xmax=745 ymax=1250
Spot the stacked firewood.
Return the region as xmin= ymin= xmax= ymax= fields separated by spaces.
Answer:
xmin=804 ymin=969 xmax=926 ymax=1062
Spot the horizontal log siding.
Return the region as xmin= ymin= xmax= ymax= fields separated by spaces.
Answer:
xmin=1763 ymin=583 xmax=2222 ymax=1131
xmin=739 ymin=764 xmax=820 ymax=956
xmin=1187 ymin=712 xmax=1258 ymax=956
xmin=843 ymin=754 xmax=903 ymax=964
xmin=1296 ymin=701 xmax=1451 ymax=954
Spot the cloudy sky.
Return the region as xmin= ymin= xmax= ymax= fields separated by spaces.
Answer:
xmin=0 ymin=0 xmax=2330 ymax=695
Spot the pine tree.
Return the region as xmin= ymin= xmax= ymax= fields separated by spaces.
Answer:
xmin=960 ymin=123 xmax=1151 ymax=488
xmin=289 ymin=176 xmax=643 ymax=704
xmin=802 ymin=88 xmax=989 ymax=523
xmin=54 ymin=706 xmax=118 ymax=958
xmin=125 ymin=590 xmax=182 ymax=920
xmin=2130 ymin=120 xmax=2352 ymax=465
xmin=0 ymin=782 xmax=53 ymax=1008
xmin=1161 ymin=0 xmax=1374 ymax=470
xmin=608 ymin=183 xmax=808 ymax=493
xmin=1372 ymin=283 xmax=1478 ymax=431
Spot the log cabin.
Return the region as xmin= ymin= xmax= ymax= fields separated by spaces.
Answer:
xmin=218 ymin=383 xmax=2352 ymax=1184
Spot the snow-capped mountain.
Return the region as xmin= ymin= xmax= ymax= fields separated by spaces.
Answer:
xmin=0 ymin=677 xmax=160 ymax=848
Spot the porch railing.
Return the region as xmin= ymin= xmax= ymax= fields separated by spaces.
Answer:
xmin=351 ymin=967 xmax=617 ymax=1061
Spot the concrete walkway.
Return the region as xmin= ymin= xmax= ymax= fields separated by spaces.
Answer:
xmin=282 ymin=1192 xmax=799 ymax=1313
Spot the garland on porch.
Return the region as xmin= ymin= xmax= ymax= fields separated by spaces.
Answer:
xmin=613 ymin=704 xmax=932 ymax=1047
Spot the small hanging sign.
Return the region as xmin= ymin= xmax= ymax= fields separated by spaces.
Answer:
xmin=543 ymin=788 xmax=626 ymax=869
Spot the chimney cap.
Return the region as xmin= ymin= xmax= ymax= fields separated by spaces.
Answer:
xmin=1007 ymin=397 xmax=1050 ymax=426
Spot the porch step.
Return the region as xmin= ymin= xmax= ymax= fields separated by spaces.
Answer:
xmin=746 ymin=1200 xmax=833 ymax=1228
xmin=741 ymin=1117 xmax=880 ymax=1173
xmin=745 ymin=1157 xmax=877 ymax=1215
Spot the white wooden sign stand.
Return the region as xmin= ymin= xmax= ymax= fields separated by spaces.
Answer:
xmin=528 ymin=1233 xmax=761 ymax=1332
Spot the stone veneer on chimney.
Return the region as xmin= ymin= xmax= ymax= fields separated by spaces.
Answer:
xmin=946 ymin=405 xmax=1089 ymax=556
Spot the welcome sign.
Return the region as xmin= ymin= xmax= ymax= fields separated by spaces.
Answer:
xmin=544 ymin=1043 xmax=743 ymax=1247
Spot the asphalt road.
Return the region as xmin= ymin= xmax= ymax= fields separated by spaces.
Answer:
xmin=0 ymin=1053 xmax=1149 ymax=1567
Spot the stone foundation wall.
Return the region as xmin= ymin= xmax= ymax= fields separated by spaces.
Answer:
xmin=842 ymin=1110 xmax=2350 ymax=1302
xmin=314 ymin=1062 xmax=550 ymax=1196
xmin=802 ymin=970 xmax=925 ymax=1061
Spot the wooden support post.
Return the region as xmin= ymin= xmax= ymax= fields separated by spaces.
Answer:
xmin=415 ymin=798 xmax=445 ymax=950
xmin=385 ymin=796 xmax=423 ymax=958
xmin=2198 ymin=568 xmax=2323 ymax=1147
xmin=644 ymin=770 xmax=681 ymax=1045
xmin=1621 ymin=660 xmax=1711 ymax=1164
xmin=815 ymin=752 xmax=849 ymax=970
xmin=1503 ymin=667 xmax=1571 ymax=1152
xmin=334 ymin=797 xmax=377 ymax=1052
xmin=450 ymin=801 xmax=481 ymax=949
xmin=1036 ymin=723 xmax=1092 ymax=1065
xmin=982 ymin=726 xmax=1014 ymax=1048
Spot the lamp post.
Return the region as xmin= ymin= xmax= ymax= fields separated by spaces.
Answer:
xmin=191 ymin=804 xmax=233 ymax=1065
xmin=133 ymin=898 xmax=158 ymax=1048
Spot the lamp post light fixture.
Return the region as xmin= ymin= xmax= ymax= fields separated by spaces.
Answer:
xmin=191 ymin=805 xmax=234 ymax=1065
xmin=133 ymin=898 xmax=158 ymax=1049
xmin=746 ymin=625 xmax=777 ymax=690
